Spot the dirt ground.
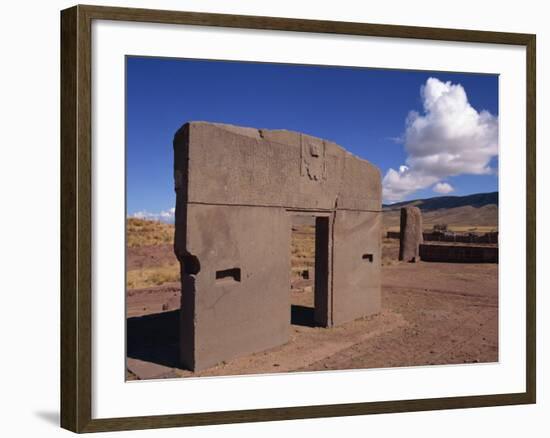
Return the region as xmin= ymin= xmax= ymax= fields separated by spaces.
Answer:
xmin=126 ymin=234 xmax=498 ymax=380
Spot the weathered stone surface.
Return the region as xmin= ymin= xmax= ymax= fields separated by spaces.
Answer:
xmin=332 ymin=210 xmax=382 ymax=325
xmin=174 ymin=121 xmax=382 ymax=371
xmin=399 ymin=207 xmax=423 ymax=262
xmin=174 ymin=122 xmax=381 ymax=212
xmin=179 ymin=204 xmax=290 ymax=371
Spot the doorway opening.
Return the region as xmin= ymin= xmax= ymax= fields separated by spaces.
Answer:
xmin=290 ymin=214 xmax=330 ymax=327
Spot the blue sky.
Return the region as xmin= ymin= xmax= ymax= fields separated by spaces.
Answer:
xmin=126 ymin=56 xmax=498 ymax=219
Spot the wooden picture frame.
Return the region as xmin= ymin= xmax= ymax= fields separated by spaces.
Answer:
xmin=61 ymin=4 xmax=536 ymax=433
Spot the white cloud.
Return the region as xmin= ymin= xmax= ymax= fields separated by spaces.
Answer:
xmin=382 ymin=77 xmax=498 ymax=202
xmin=130 ymin=207 xmax=175 ymax=223
xmin=433 ymin=182 xmax=454 ymax=194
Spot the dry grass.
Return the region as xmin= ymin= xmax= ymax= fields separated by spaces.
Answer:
xmin=126 ymin=263 xmax=180 ymax=290
xmin=126 ymin=218 xmax=179 ymax=290
xmin=127 ymin=218 xmax=174 ymax=247
xmin=290 ymin=225 xmax=315 ymax=278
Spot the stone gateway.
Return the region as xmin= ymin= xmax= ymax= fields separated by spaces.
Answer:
xmin=174 ymin=122 xmax=382 ymax=371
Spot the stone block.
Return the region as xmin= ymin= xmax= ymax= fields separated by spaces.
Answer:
xmin=399 ymin=206 xmax=423 ymax=262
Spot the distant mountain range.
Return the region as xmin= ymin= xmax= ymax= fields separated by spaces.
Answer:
xmin=383 ymin=192 xmax=498 ymax=230
xmin=383 ymin=191 xmax=498 ymax=212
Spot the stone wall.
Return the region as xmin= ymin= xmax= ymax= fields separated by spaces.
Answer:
xmin=386 ymin=230 xmax=499 ymax=244
xmin=419 ymin=244 xmax=498 ymax=263
xmin=423 ymin=231 xmax=498 ymax=244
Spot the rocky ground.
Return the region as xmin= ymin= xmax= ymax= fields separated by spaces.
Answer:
xmin=126 ymin=226 xmax=498 ymax=380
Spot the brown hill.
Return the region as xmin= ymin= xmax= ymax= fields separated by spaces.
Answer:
xmin=383 ymin=204 xmax=498 ymax=232
xmin=383 ymin=191 xmax=498 ymax=212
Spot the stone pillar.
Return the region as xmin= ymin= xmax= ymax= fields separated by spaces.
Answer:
xmin=399 ymin=206 xmax=423 ymax=262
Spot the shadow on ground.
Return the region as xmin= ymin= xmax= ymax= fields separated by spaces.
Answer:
xmin=127 ymin=309 xmax=180 ymax=369
xmin=290 ymin=304 xmax=317 ymax=327
xmin=127 ymin=305 xmax=318 ymax=370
